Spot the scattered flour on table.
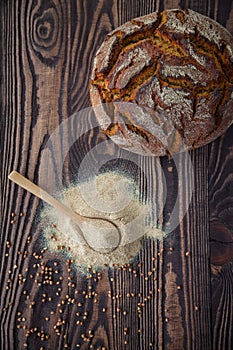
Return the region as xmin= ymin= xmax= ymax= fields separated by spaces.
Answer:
xmin=41 ymin=171 xmax=166 ymax=270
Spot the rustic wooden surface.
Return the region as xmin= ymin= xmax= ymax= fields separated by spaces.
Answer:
xmin=1 ymin=1 xmax=233 ymax=349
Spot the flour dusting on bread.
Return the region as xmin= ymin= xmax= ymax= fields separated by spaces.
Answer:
xmin=90 ymin=9 xmax=233 ymax=156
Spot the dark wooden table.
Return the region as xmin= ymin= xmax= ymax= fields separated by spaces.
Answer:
xmin=1 ymin=1 xmax=233 ymax=349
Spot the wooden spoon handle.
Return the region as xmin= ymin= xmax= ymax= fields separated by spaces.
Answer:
xmin=8 ymin=170 xmax=85 ymax=224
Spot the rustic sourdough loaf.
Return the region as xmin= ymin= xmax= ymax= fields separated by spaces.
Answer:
xmin=90 ymin=9 xmax=233 ymax=156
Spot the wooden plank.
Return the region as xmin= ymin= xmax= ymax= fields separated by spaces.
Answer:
xmin=0 ymin=1 xmax=232 ymax=350
xmin=208 ymin=126 xmax=233 ymax=350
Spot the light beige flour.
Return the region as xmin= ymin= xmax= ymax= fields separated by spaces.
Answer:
xmin=41 ymin=171 xmax=166 ymax=269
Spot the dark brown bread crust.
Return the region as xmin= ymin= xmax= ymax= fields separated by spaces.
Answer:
xmin=90 ymin=9 xmax=233 ymax=156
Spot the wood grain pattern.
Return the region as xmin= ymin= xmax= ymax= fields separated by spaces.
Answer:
xmin=208 ymin=125 xmax=233 ymax=350
xmin=1 ymin=1 xmax=233 ymax=350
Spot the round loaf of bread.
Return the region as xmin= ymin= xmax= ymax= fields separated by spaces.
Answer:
xmin=90 ymin=9 xmax=233 ymax=156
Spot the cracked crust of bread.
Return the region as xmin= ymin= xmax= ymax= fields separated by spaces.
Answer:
xmin=90 ymin=9 xmax=233 ymax=156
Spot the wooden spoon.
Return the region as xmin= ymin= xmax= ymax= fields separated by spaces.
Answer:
xmin=8 ymin=171 xmax=122 ymax=254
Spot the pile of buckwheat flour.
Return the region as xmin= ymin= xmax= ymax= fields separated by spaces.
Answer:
xmin=42 ymin=171 xmax=166 ymax=269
